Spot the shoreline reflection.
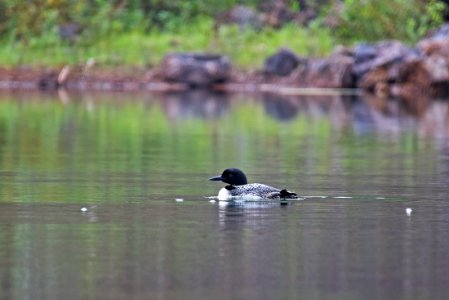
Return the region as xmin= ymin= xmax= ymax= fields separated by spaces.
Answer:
xmin=0 ymin=90 xmax=448 ymax=141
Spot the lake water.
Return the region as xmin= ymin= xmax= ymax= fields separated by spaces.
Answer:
xmin=0 ymin=90 xmax=448 ymax=300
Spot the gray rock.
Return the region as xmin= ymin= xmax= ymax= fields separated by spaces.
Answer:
xmin=417 ymin=23 xmax=449 ymax=55
xmin=303 ymin=56 xmax=354 ymax=88
xmin=264 ymin=48 xmax=302 ymax=77
xmin=353 ymin=44 xmax=377 ymax=64
xmin=352 ymin=41 xmax=414 ymax=79
xmin=161 ymin=53 xmax=230 ymax=87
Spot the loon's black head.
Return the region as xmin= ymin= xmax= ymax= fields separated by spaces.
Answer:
xmin=209 ymin=168 xmax=248 ymax=185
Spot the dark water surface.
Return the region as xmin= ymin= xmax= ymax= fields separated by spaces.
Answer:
xmin=0 ymin=91 xmax=448 ymax=300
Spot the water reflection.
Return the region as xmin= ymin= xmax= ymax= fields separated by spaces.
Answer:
xmin=263 ymin=93 xmax=300 ymax=121
xmin=1 ymin=90 xmax=449 ymax=141
xmin=163 ymin=90 xmax=229 ymax=120
xmin=0 ymin=91 xmax=449 ymax=299
xmin=153 ymin=91 xmax=449 ymax=141
xmin=217 ymin=200 xmax=290 ymax=232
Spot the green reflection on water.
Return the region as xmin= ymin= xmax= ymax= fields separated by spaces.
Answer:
xmin=0 ymin=92 xmax=442 ymax=203
xmin=0 ymin=92 xmax=448 ymax=300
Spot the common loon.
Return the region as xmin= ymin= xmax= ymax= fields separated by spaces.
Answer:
xmin=209 ymin=168 xmax=297 ymax=201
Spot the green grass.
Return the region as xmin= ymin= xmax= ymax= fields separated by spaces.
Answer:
xmin=0 ymin=18 xmax=335 ymax=69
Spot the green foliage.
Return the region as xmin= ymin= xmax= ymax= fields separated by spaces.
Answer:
xmin=336 ymin=0 xmax=447 ymax=43
xmin=0 ymin=17 xmax=335 ymax=68
xmin=0 ymin=0 xmax=263 ymax=40
xmin=0 ymin=0 xmax=447 ymax=68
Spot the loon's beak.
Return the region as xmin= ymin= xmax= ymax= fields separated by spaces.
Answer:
xmin=209 ymin=175 xmax=223 ymax=181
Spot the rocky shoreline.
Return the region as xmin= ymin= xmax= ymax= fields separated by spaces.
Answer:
xmin=2 ymin=24 xmax=449 ymax=101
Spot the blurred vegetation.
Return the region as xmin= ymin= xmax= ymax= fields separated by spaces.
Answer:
xmin=335 ymin=0 xmax=447 ymax=43
xmin=0 ymin=17 xmax=334 ymax=68
xmin=0 ymin=0 xmax=264 ymax=40
xmin=0 ymin=0 xmax=447 ymax=68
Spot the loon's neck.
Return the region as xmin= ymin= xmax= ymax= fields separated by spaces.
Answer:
xmin=225 ymin=185 xmax=236 ymax=190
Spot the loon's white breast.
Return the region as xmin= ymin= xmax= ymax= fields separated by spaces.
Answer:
xmin=217 ymin=187 xmax=232 ymax=201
